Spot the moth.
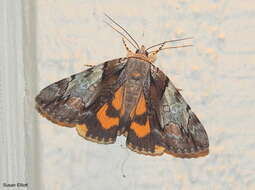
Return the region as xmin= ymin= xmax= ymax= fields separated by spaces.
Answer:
xmin=35 ymin=14 xmax=209 ymax=158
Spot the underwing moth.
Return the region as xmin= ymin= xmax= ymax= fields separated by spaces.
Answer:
xmin=35 ymin=14 xmax=209 ymax=158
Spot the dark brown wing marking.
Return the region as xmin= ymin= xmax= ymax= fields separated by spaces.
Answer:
xmin=36 ymin=64 xmax=105 ymax=127
xmin=150 ymin=64 xmax=209 ymax=158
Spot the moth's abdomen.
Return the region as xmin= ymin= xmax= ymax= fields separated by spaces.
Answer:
xmin=120 ymin=58 xmax=151 ymax=120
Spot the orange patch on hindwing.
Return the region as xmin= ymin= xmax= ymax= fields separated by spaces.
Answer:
xmin=130 ymin=118 xmax=150 ymax=138
xmin=135 ymin=94 xmax=146 ymax=115
xmin=154 ymin=145 xmax=165 ymax=154
xmin=129 ymin=106 xmax=135 ymax=119
xmin=76 ymin=124 xmax=88 ymax=137
xmin=112 ymin=87 xmax=123 ymax=110
xmin=96 ymin=104 xmax=119 ymax=129
xmin=120 ymin=106 xmax=125 ymax=116
xmin=129 ymin=93 xmax=150 ymax=137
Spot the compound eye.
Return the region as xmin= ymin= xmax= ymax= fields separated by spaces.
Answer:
xmin=145 ymin=51 xmax=149 ymax=56
xmin=135 ymin=49 xmax=139 ymax=53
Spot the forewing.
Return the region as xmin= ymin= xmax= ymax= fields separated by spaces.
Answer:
xmin=35 ymin=58 xmax=127 ymax=128
xmin=77 ymin=70 xmax=128 ymax=144
xmin=150 ymin=65 xmax=209 ymax=158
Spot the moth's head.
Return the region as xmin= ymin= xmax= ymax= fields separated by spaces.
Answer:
xmin=127 ymin=45 xmax=158 ymax=63
xmin=135 ymin=45 xmax=147 ymax=55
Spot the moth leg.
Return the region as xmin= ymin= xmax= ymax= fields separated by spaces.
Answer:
xmin=84 ymin=64 xmax=94 ymax=67
xmin=153 ymin=41 xmax=168 ymax=54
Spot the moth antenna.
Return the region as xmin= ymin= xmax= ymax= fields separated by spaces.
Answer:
xmin=104 ymin=13 xmax=140 ymax=49
xmin=149 ymin=44 xmax=193 ymax=54
xmin=104 ymin=21 xmax=138 ymax=50
xmin=122 ymin=38 xmax=132 ymax=53
xmin=146 ymin=37 xmax=193 ymax=51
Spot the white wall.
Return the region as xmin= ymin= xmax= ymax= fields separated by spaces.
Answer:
xmin=0 ymin=0 xmax=39 ymax=189
xmin=0 ymin=0 xmax=25 ymax=189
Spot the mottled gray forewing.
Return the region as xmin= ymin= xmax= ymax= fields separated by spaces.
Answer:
xmin=35 ymin=58 xmax=126 ymax=127
xmin=159 ymin=79 xmax=209 ymax=157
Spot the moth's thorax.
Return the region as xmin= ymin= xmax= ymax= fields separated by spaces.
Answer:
xmin=127 ymin=45 xmax=157 ymax=63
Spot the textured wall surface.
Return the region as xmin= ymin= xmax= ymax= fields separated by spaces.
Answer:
xmin=35 ymin=0 xmax=255 ymax=189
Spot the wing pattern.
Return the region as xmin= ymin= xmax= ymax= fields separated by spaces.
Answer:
xmin=36 ymin=58 xmax=209 ymax=158
xmin=36 ymin=58 xmax=127 ymax=131
xmin=150 ymin=64 xmax=209 ymax=158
